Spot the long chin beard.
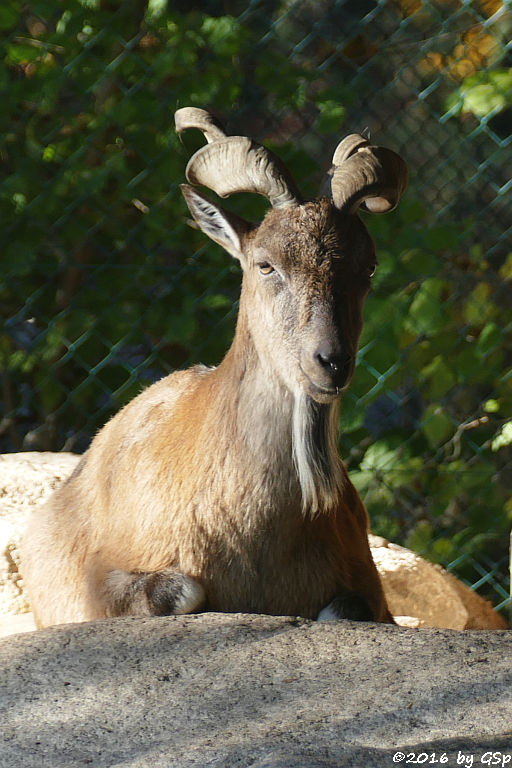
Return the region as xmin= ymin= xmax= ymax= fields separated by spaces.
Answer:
xmin=292 ymin=391 xmax=344 ymax=514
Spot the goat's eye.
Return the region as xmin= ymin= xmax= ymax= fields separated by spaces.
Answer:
xmin=258 ymin=262 xmax=275 ymax=275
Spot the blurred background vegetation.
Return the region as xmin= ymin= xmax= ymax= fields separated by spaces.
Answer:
xmin=1 ymin=0 xmax=510 ymax=613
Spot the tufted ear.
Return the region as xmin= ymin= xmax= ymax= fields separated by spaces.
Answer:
xmin=180 ymin=185 xmax=252 ymax=265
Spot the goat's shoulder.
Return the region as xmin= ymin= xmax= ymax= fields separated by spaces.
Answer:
xmin=67 ymin=364 xmax=214 ymax=489
xmin=130 ymin=363 xmax=212 ymax=414
xmin=103 ymin=363 xmax=212 ymax=436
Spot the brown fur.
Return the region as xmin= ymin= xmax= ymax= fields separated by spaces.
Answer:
xmin=21 ymin=193 xmax=395 ymax=628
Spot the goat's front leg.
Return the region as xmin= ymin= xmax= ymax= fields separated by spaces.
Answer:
xmin=317 ymin=592 xmax=380 ymax=623
xmin=103 ymin=568 xmax=206 ymax=617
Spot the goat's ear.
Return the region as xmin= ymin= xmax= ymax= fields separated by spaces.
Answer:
xmin=180 ymin=185 xmax=250 ymax=263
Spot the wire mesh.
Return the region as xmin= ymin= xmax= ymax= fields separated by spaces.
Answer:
xmin=1 ymin=0 xmax=511 ymax=615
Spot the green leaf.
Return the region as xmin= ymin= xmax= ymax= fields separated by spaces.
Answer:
xmin=358 ymin=439 xmax=421 ymax=490
xmin=423 ymin=226 xmax=460 ymax=252
xmin=499 ymin=253 xmax=512 ymax=281
xmin=0 ymin=0 xmax=18 ymax=30
xmin=398 ymin=199 xmax=427 ymax=224
xmin=430 ymin=536 xmax=459 ymax=564
xmin=361 ymin=441 xmax=398 ymax=473
xmin=6 ymin=43 xmax=41 ymax=65
xmin=405 ymin=278 xmax=447 ymax=336
xmin=405 ymin=521 xmax=435 ymax=556
xmin=200 ymin=16 xmax=241 ymax=57
xmin=476 ymin=322 xmax=501 ymax=357
xmin=146 ymin=0 xmax=168 ymax=21
xmin=56 ymin=10 xmax=72 ymax=34
xmin=401 ymin=248 xmax=442 ymax=277
xmin=422 ymin=405 xmax=453 ymax=448
xmin=491 ymin=422 xmax=512 ymax=452
xmin=464 ymin=283 xmax=494 ymax=326
xmin=458 ymin=69 xmax=512 ymax=118
xmin=201 ymin=294 xmax=231 ymax=310
xmin=316 ymin=100 xmax=346 ymax=134
xmin=420 ymin=355 xmax=456 ymax=399
xmin=340 ymin=403 xmax=365 ymax=434
xmin=78 ymin=0 xmax=100 ymax=9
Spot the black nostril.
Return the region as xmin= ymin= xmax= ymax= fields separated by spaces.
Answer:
xmin=317 ymin=352 xmax=339 ymax=374
xmin=315 ymin=348 xmax=352 ymax=386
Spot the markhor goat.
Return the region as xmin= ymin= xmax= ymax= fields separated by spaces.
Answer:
xmin=21 ymin=108 xmax=408 ymax=628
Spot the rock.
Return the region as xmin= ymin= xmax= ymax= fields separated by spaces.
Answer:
xmin=0 ymin=452 xmax=79 ymax=617
xmin=370 ymin=535 xmax=468 ymax=628
xmin=0 ymin=612 xmax=35 ymax=638
xmin=369 ymin=535 xmax=508 ymax=630
xmin=0 ymin=452 xmax=508 ymax=633
xmin=0 ymin=613 xmax=511 ymax=768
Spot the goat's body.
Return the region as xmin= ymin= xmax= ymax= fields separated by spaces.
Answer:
xmin=22 ymin=110 xmax=407 ymax=629
xmin=22 ymin=321 xmax=389 ymax=627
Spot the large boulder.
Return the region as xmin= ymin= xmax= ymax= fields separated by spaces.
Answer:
xmin=1 ymin=613 xmax=511 ymax=768
xmin=369 ymin=535 xmax=508 ymax=630
xmin=0 ymin=452 xmax=508 ymax=634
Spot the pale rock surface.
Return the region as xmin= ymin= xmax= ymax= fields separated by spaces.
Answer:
xmin=368 ymin=535 xmax=508 ymax=630
xmin=0 ymin=614 xmax=511 ymax=768
xmin=0 ymin=452 xmax=508 ymax=635
xmin=0 ymin=452 xmax=78 ymax=618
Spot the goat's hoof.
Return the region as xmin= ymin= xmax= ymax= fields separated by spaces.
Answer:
xmin=104 ymin=568 xmax=206 ymax=616
xmin=317 ymin=592 xmax=374 ymax=622
xmin=144 ymin=570 xmax=206 ymax=616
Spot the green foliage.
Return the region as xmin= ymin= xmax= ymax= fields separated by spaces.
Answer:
xmin=447 ymin=68 xmax=512 ymax=118
xmin=342 ymin=201 xmax=511 ymax=581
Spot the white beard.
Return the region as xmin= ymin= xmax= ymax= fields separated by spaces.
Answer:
xmin=292 ymin=392 xmax=343 ymax=514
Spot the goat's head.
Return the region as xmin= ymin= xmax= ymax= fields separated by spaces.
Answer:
xmin=176 ymin=107 xmax=407 ymax=404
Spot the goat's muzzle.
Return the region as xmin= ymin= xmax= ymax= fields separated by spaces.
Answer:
xmin=301 ymin=343 xmax=354 ymax=403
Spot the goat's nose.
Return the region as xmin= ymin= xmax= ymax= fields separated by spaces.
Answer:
xmin=315 ymin=346 xmax=352 ymax=388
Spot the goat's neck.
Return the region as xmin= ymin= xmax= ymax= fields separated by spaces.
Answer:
xmin=211 ymin=308 xmax=344 ymax=514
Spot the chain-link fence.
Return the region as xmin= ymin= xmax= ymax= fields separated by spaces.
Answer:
xmin=1 ymin=0 xmax=511 ymax=616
